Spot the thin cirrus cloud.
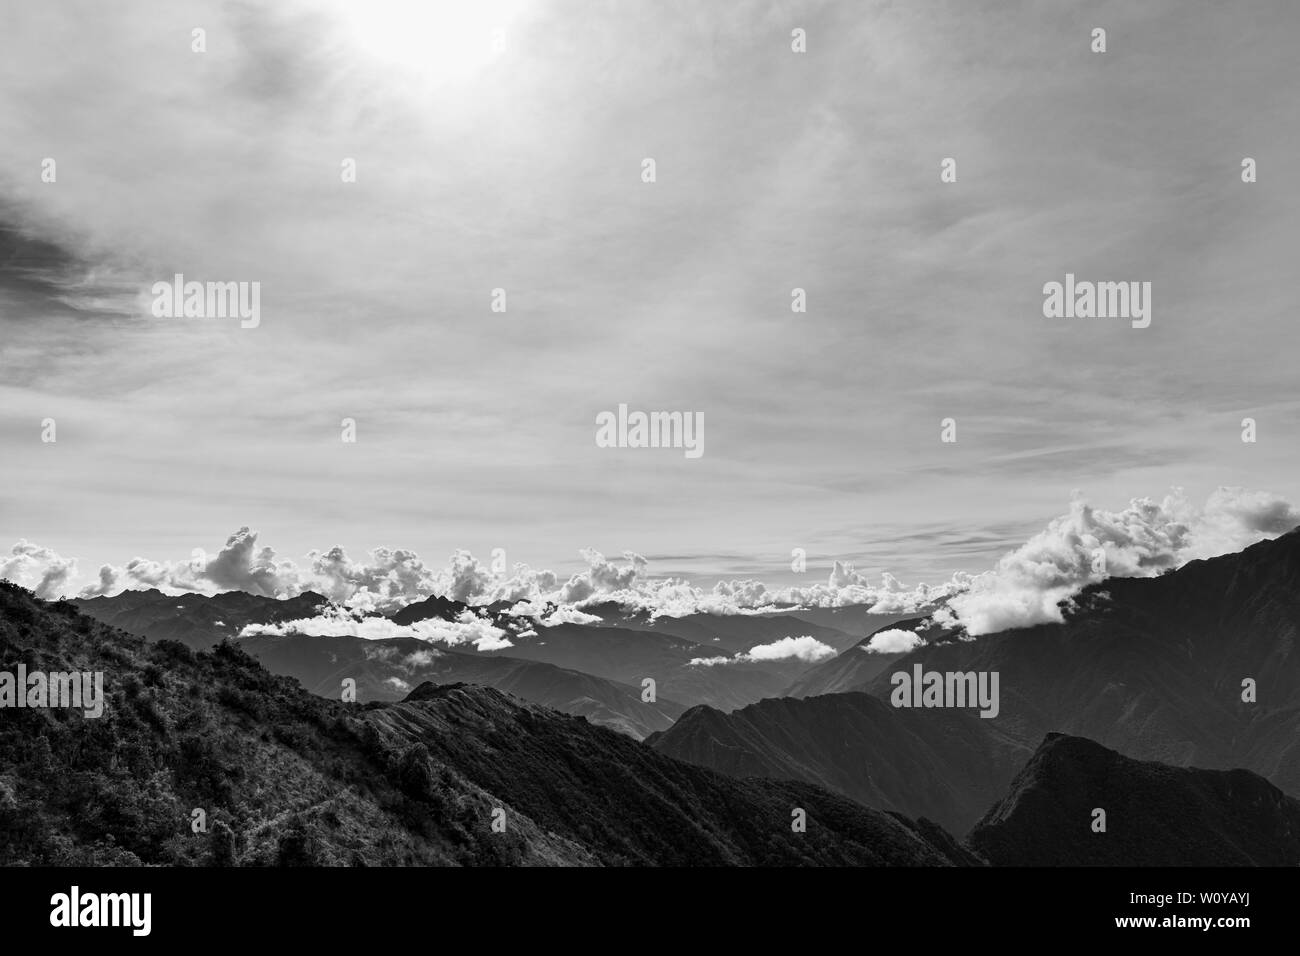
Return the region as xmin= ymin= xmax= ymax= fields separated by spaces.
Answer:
xmin=0 ymin=0 xmax=1297 ymax=591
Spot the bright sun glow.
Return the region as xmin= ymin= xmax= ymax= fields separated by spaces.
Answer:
xmin=336 ymin=0 xmax=524 ymax=82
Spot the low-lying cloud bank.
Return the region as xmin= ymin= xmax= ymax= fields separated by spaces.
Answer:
xmin=689 ymin=635 xmax=837 ymax=667
xmin=4 ymin=486 xmax=1297 ymax=640
xmin=240 ymin=605 xmax=515 ymax=652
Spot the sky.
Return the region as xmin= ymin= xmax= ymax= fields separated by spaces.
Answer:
xmin=2 ymin=0 xmax=1299 ymax=598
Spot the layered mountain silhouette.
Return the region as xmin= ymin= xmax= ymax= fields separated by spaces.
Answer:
xmin=19 ymin=527 xmax=1300 ymax=867
xmin=73 ymin=588 xmax=328 ymax=650
xmin=970 ymin=734 xmax=1300 ymax=866
xmin=238 ymin=632 xmax=685 ymax=740
xmin=378 ymin=681 xmax=980 ymax=866
xmin=781 ymin=617 xmax=926 ymax=697
xmin=581 ymin=601 xmax=867 ymax=653
xmin=653 ymin=530 xmax=1300 ymax=833
xmin=649 ymin=692 xmax=1031 ymax=834
xmin=474 ymin=621 xmax=813 ymax=710
xmin=73 ymin=588 xmax=837 ymax=711
xmin=0 ymin=582 xmax=972 ymax=866
xmin=859 ymin=528 xmax=1300 ymax=797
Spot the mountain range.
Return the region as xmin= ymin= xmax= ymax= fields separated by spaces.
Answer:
xmin=651 ymin=529 xmax=1300 ymax=834
xmin=15 ymin=525 xmax=1300 ymax=865
xmin=0 ymin=581 xmax=972 ymax=866
xmin=72 ymin=588 xmax=863 ymax=715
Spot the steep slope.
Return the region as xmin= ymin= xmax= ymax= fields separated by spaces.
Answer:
xmin=860 ymin=528 xmax=1300 ymax=796
xmin=0 ymin=582 xmax=972 ymax=867
xmin=237 ymin=632 xmax=685 ymax=740
xmin=648 ymin=691 xmax=1031 ymax=834
xmin=969 ymin=734 xmax=1300 ymax=866
xmin=375 ymin=682 xmax=981 ymax=866
xmin=3 ymin=583 xmax=571 ymax=866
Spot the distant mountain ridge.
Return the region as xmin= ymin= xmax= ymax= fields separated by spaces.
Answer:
xmin=73 ymin=587 xmax=328 ymax=650
xmin=72 ymin=588 xmax=854 ymax=711
xmin=238 ymin=632 xmax=685 ymax=740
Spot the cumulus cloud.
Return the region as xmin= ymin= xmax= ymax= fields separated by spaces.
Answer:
xmin=936 ymin=486 xmax=1300 ymax=636
xmin=507 ymin=601 xmax=603 ymax=626
xmin=0 ymin=541 xmax=78 ymax=600
xmin=686 ymin=655 xmax=733 ymax=667
xmin=745 ymin=636 xmax=836 ymax=662
xmin=689 ymin=635 xmax=835 ymax=666
xmin=5 ymin=487 xmax=1298 ymax=642
xmin=863 ymin=628 xmax=924 ymax=654
xmin=240 ymin=605 xmax=513 ymax=652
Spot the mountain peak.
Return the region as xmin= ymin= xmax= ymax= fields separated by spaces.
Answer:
xmin=969 ymin=734 xmax=1300 ymax=865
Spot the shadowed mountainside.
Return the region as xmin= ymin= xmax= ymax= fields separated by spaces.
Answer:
xmin=238 ymin=632 xmax=685 ymax=740
xmin=969 ymin=734 xmax=1300 ymax=866
xmin=72 ymin=588 xmax=329 ymax=650
xmin=861 ymin=528 xmax=1300 ymax=796
xmin=649 ymin=691 xmax=1030 ymax=834
xmin=0 ymin=582 xmax=973 ymax=867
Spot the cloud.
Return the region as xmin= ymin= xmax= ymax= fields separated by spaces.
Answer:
xmin=0 ymin=541 xmax=78 ymax=599
xmin=402 ymin=649 xmax=442 ymax=667
xmin=558 ymin=550 xmax=648 ymax=603
xmin=5 ymin=487 xmax=1298 ymax=643
xmin=507 ymin=601 xmax=602 ymax=626
xmin=863 ymin=629 xmax=924 ymax=654
xmin=72 ymin=527 xmax=302 ymax=599
xmin=239 ymin=605 xmax=513 ymax=652
xmin=744 ymin=635 xmax=836 ymax=663
xmin=936 ymin=486 xmax=1300 ymax=636
xmin=689 ymin=635 xmax=835 ymax=666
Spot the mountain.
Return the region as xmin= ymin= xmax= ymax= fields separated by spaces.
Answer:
xmin=860 ymin=528 xmax=1300 ymax=797
xmin=0 ymin=581 xmax=973 ymax=866
xmin=376 ymin=682 xmax=981 ymax=866
xmin=969 ymin=734 xmax=1300 ymax=866
xmin=480 ymin=621 xmax=811 ymax=711
xmin=75 ymin=589 xmax=832 ymax=711
xmin=581 ymin=602 xmax=865 ymax=653
xmin=757 ymin=607 xmax=927 ymax=645
xmin=71 ymin=588 xmax=328 ymax=650
xmin=781 ymin=616 xmax=931 ymax=697
xmin=649 ymin=691 xmax=1032 ymax=834
xmin=389 ymin=594 xmax=474 ymax=625
xmin=236 ymin=632 xmax=685 ymax=740
xmin=654 ymin=530 xmax=1300 ymax=833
